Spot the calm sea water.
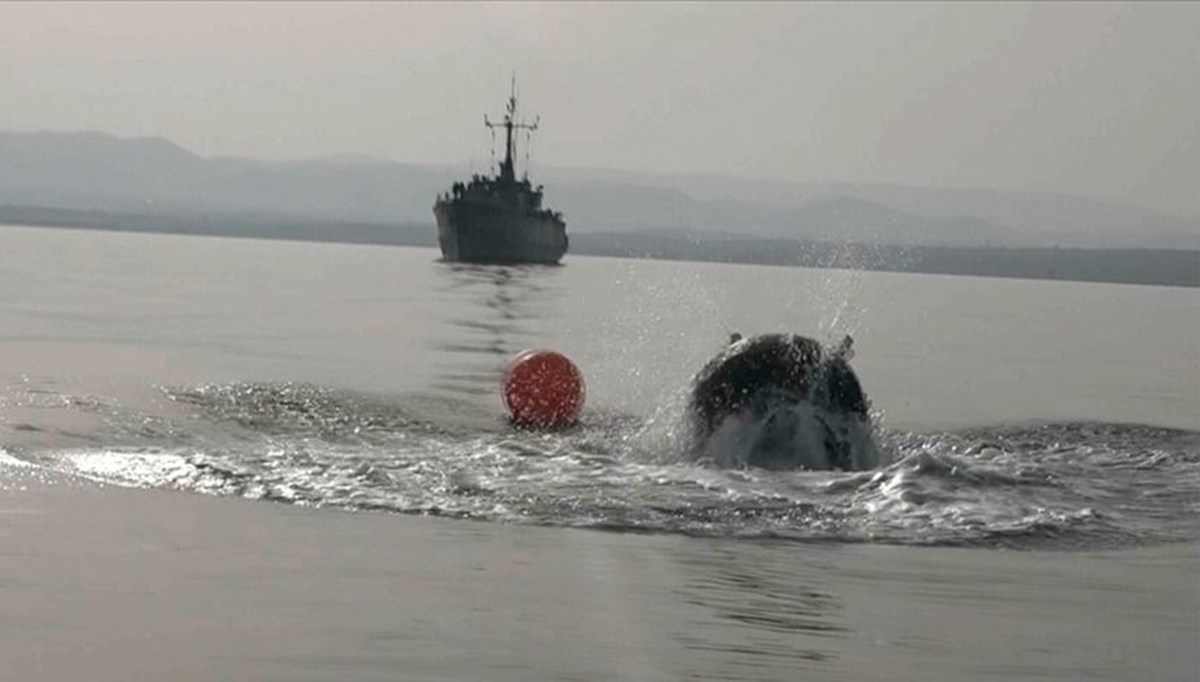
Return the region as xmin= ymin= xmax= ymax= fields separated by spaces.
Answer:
xmin=2 ymin=225 xmax=1198 ymax=679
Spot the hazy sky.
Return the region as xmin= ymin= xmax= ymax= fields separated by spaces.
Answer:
xmin=2 ymin=2 xmax=1197 ymax=216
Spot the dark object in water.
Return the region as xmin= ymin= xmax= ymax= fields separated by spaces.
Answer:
xmin=686 ymin=333 xmax=870 ymax=469
xmin=433 ymin=77 xmax=567 ymax=265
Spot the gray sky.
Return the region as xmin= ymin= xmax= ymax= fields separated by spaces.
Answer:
xmin=2 ymin=2 xmax=1197 ymax=217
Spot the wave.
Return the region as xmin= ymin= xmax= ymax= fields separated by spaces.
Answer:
xmin=6 ymin=381 xmax=1199 ymax=550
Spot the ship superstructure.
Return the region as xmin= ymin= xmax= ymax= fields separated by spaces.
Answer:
xmin=433 ymin=80 xmax=567 ymax=264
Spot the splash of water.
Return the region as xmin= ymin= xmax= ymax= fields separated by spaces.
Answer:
xmin=695 ymin=403 xmax=883 ymax=471
xmin=8 ymin=381 xmax=1198 ymax=549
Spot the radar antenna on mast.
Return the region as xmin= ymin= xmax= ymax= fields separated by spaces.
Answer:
xmin=484 ymin=72 xmax=539 ymax=183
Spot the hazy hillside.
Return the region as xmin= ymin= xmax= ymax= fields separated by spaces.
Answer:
xmin=1 ymin=130 xmax=1196 ymax=250
xmin=575 ymin=169 xmax=1200 ymax=249
xmin=0 ymin=130 xmax=457 ymax=222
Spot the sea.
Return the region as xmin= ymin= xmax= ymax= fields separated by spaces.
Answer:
xmin=2 ymin=224 xmax=1197 ymax=680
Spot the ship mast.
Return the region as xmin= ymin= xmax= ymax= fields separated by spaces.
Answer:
xmin=485 ymin=73 xmax=539 ymax=183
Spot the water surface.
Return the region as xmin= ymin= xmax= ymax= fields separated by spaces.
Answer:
xmin=1 ymin=225 xmax=1197 ymax=679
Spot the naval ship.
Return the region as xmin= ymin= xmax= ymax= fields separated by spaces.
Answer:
xmin=433 ymin=82 xmax=567 ymax=264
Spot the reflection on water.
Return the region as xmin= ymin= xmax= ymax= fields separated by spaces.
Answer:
xmin=430 ymin=263 xmax=563 ymax=397
xmin=668 ymin=540 xmax=847 ymax=678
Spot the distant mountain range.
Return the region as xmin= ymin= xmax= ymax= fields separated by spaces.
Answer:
xmin=2 ymin=130 xmax=1196 ymax=250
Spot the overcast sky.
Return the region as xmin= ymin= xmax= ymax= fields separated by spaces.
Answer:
xmin=2 ymin=2 xmax=1197 ymax=217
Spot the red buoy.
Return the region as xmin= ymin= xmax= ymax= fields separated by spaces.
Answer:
xmin=502 ymin=349 xmax=585 ymax=428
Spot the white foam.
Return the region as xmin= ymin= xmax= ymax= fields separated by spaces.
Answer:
xmin=700 ymin=402 xmax=882 ymax=471
xmin=0 ymin=449 xmax=32 ymax=468
xmin=57 ymin=448 xmax=197 ymax=488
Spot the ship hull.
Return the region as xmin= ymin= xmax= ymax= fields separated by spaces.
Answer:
xmin=434 ymin=200 xmax=568 ymax=265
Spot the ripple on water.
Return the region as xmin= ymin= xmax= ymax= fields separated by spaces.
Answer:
xmin=18 ymin=382 xmax=1200 ymax=550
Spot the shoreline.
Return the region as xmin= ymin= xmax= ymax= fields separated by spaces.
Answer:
xmin=2 ymin=209 xmax=1197 ymax=289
